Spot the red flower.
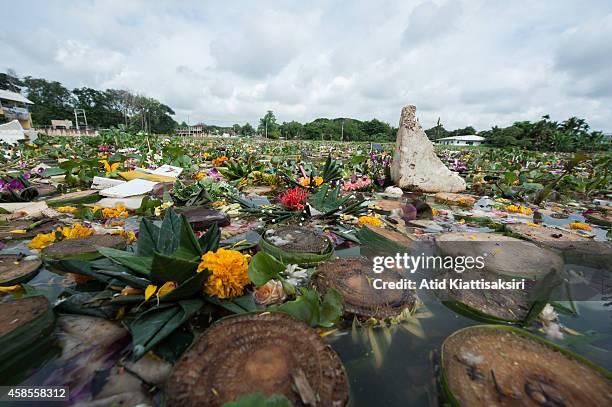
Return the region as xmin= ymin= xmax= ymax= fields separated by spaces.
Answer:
xmin=279 ymin=187 xmax=309 ymax=211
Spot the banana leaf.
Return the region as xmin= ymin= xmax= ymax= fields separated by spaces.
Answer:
xmin=129 ymin=299 xmax=203 ymax=360
xmin=159 ymin=270 xmax=209 ymax=302
xmin=150 ymin=252 xmax=199 ymax=284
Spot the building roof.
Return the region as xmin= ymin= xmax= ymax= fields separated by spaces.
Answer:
xmin=0 ymin=89 xmax=33 ymax=104
xmin=437 ymin=135 xmax=485 ymax=142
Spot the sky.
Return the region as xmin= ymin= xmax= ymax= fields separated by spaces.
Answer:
xmin=2 ymin=0 xmax=612 ymax=132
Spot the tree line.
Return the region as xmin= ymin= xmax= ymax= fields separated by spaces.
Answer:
xmin=1 ymin=70 xmax=176 ymax=133
xmin=425 ymin=116 xmax=609 ymax=152
xmin=198 ymin=110 xmax=398 ymax=142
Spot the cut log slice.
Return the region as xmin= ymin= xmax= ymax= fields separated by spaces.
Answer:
xmin=42 ymin=234 xmax=127 ymax=261
xmin=0 ymin=296 xmax=55 ymax=367
xmin=165 ymin=312 xmax=349 ymax=407
xmin=506 ymin=223 xmax=612 ymax=269
xmin=436 ymin=232 xmax=564 ymax=279
xmin=0 ymin=255 xmax=42 ymax=286
xmin=261 ymin=226 xmax=333 ymax=265
xmin=438 ymin=269 xmax=532 ymax=323
xmin=313 ymin=257 xmax=416 ymax=319
xmin=180 ymin=206 xmax=230 ymax=231
xmin=441 ymin=325 xmax=612 ymax=407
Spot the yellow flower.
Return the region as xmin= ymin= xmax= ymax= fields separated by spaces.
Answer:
xmin=527 ymin=222 xmax=541 ymax=227
xmin=194 ymin=172 xmax=206 ymax=181
xmin=9 ymin=229 xmax=27 ymax=234
xmin=313 ymin=176 xmax=324 ymax=186
xmin=212 ymin=200 xmax=226 ymax=207
xmin=506 ymin=205 xmax=533 ymax=216
xmin=357 ymin=216 xmax=383 ymax=227
xmin=145 ymin=284 xmax=157 ymax=300
xmin=154 ymin=201 xmax=174 ymax=217
xmin=432 ymin=208 xmax=440 ymax=217
xmin=157 ymin=281 xmax=177 ymax=298
xmin=111 ymin=229 xmax=137 ymax=243
xmin=100 ymin=160 xmax=120 ymax=175
xmin=197 ymin=249 xmax=250 ymax=299
xmin=298 ymin=177 xmax=310 ymax=187
xmin=102 ymin=204 xmax=129 ymax=219
xmin=57 ymin=206 xmax=78 ymax=214
xmin=28 ymin=232 xmax=56 ymax=250
xmin=0 ymin=285 xmax=21 ymax=292
xmin=59 ymin=224 xmax=93 ymax=239
xmin=568 ymin=222 xmax=592 ymax=231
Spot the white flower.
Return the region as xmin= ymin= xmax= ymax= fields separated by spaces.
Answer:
xmin=538 ymin=304 xmax=558 ymax=324
xmin=283 ymin=264 xmax=309 ymax=286
xmin=543 ymin=323 xmax=564 ymax=340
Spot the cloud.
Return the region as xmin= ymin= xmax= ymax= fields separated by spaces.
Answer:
xmin=1 ymin=0 xmax=612 ymax=131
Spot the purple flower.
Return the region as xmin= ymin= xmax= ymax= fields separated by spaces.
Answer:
xmin=8 ymin=179 xmax=24 ymax=191
xmin=207 ymin=168 xmax=223 ymax=182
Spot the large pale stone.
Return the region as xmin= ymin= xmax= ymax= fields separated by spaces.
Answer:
xmin=391 ymin=105 xmax=466 ymax=192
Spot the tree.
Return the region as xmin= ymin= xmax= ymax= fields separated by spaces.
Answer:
xmin=426 ymin=118 xmax=449 ymax=141
xmin=279 ymin=121 xmax=303 ymax=139
xmin=0 ymin=69 xmax=23 ymax=92
xmin=231 ymin=123 xmax=242 ymax=135
xmin=72 ymin=87 xmax=124 ymax=128
xmin=258 ymin=110 xmax=279 ymax=138
xmin=242 ymin=122 xmax=255 ymax=137
xmin=23 ymin=77 xmax=74 ymax=126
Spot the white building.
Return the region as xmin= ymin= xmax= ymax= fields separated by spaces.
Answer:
xmin=436 ymin=135 xmax=485 ymax=146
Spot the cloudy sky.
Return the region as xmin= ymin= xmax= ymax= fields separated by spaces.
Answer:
xmin=2 ymin=0 xmax=612 ymax=131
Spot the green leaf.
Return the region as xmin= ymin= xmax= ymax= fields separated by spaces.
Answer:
xmin=248 ymin=251 xmax=286 ymax=287
xmin=206 ymin=293 xmax=258 ymax=314
xmin=136 ymin=218 xmax=160 ymax=257
xmin=157 ymin=208 xmax=181 ymax=255
xmin=355 ymin=226 xmax=411 ymax=257
xmin=160 ymin=270 xmax=209 ymax=302
xmin=150 ymin=252 xmax=199 ymax=284
xmin=319 ymin=288 xmax=343 ymax=327
xmin=222 ymin=392 xmax=293 ymax=407
xmin=270 ymin=288 xmax=320 ymax=326
xmin=351 ymin=155 xmax=367 ymax=164
xmin=199 ymin=223 xmax=220 ymax=253
xmin=172 ymin=214 xmax=202 ymax=261
xmin=129 ymin=299 xmax=203 ymax=360
xmin=97 ymin=247 xmax=153 ymax=276
xmin=42 ymin=167 xmax=66 ymax=177
xmin=269 ymin=287 xmax=343 ymax=327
